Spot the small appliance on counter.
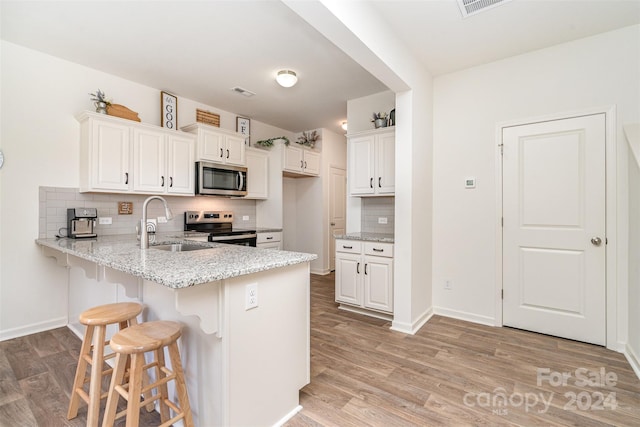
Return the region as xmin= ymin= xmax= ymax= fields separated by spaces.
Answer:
xmin=67 ymin=208 xmax=98 ymax=238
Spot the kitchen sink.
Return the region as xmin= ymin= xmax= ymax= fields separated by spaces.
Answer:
xmin=151 ymin=243 xmax=213 ymax=252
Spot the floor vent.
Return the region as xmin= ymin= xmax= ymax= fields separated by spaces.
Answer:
xmin=231 ymin=87 xmax=256 ymax=97
xmin=457 ymin=0 xmax=513 ymax=18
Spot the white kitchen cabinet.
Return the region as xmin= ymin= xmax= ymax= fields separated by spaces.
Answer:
xmin=78 ymin=111 xmax=195 ymax=195
xmin=348 ymin=128 xmax=395 ymax=196
xmin=335 ymin=239 xmax=394 ymax=316
xmin=244 ymin=147 xmax=269 ymax=199
xmin=257 ymin=231 xmax=283 ymax=250
xmin=182 ymin=123 xmax=246 ymax=166
xmin=283 ymin=145 xmax=320 ymax=176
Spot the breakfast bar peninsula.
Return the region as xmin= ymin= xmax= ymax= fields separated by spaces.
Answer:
xmin=36 ymin=234 xmax=316 ymax=426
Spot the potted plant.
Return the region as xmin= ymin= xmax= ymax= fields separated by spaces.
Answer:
xmin=296 ymin=130 xmax=319 ymax=148
xmin=371 ymin=112 xmax=388 ymax=128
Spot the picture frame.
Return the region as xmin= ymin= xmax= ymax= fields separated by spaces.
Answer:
xmin=236 ymin=117 xmax=250 ymax=146
xmin=161 ymin=91 xmax=178 ymax=130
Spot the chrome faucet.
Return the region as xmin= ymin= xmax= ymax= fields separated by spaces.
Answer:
xmin=140 ymin=196 xmax=174 ymax=249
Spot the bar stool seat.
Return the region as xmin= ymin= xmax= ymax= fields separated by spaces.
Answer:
xmin=102 ymin=320 xmax=193 ymax=427
xmin=67 ymin=302 xmax=143 ymax=427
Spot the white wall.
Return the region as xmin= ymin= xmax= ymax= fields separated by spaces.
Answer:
xmin=627 ymin=127 xmax=640 ymax=374
xmin=0 ymin=41 xmax=293 ymax=340
xmin=432 ymin=25 xmax=639 ymax=342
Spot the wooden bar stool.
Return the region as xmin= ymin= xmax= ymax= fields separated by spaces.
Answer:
xmin=67 ymin=302 xmax=143 ymax=427
xmin=102 ymin=320 xmax=193 ymax=427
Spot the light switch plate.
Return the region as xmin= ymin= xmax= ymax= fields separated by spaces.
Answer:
xmin=378 ymin=217 xmax=388 ymax=224
xmin=465 ymin=177 xmax=476 ymax=189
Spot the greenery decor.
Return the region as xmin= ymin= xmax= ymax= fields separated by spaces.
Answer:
xmin=89 ymin=89 xmax=111 ymax=105
xmin=296 ymin=130 xmax=319 ymax=148
xmin=255 ymin=136 xmax=289 ymax=148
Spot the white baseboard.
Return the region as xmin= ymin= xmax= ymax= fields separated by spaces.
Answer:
xmin=338 ymin=304 xmax=393 ymax=321
xmin=272 ymin=405 xmax=302 ymax=427
xmin=390 ymin=306 xmax=433 ymax=335
xmin=433 ymin=306 xmax=496 ymax=327
xmin=625 ymin=343 xmax=640 ymax=380
xmin=0 ymin=317 xmax=68 ymax=342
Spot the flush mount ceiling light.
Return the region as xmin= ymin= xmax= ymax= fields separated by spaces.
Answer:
xmin=341 ymin=121 xmax=348 ymax=131
xmin=276 ymin=70 xmax=297 ymax=88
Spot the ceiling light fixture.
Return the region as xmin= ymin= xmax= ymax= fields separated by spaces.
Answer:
xmin=276 ymin=70 xmax=297 ymax=88
xmin=341 ymin=121 xmax=348 ymax=131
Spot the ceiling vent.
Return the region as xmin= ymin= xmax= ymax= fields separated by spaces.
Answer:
xmin=457 ymin=0 xmax=513 ymax=18
xmin=231 ymin=87 xmax=255 ymax=97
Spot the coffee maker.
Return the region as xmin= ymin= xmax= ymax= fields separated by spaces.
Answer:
xmin=67 ymin=208 xmax=98 ymax=238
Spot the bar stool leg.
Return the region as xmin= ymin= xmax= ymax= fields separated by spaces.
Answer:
xmin=102 ymin=352 xmax=128 ymax=427
xmin=67 ymin=324 xmax=95 ymax=420
xmin=155 ymin=348 xmax=171 ymax=423
xmin=168 ymin=342 xmax=194 ymax=427
xmin=125 ymin=353 xmax=144 ymax=427
xmin=87 ymin=325 xmax=106 ymax=426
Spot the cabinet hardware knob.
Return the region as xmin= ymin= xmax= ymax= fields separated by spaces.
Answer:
xmin=365 ymin=263 xmax=368 ymax=275
xmin=370 ymin=177 xmax=373 ymax=188
xmin=169 ymin=177 xmax=173 ymax=187
xmin=266 ymin=237 xmax=273 ymax=240
xmin=343 ymin=245 xmax=353 ymax=249
xmin=357 ymin=262 xmax=360 ymax=274
xmin=227 ymin=149 xmax=230 ymax=159
xmin=301 ymin=160 xmax=304 ymax=168
xmin=161 ymin=176 xmax=165 ymax=187
xmin=373 ymin=248 xmax=383 ymax=252
xmin=379 ymin=177 xmax=382 ymax=188
xmin=125 ymin=172 xmax=129 ymax=185
xmin=304 ymin=161 xmax=307 ymax=168
xmin=220 ymin=148 xmax=223 ymax=158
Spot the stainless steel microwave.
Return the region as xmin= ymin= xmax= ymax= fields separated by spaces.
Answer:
xmin=195 ymin=162 xmax=247 ymax=197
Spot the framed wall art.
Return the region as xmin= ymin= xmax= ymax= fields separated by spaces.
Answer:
xmin=236 ymin=116 xmax=250 ymax=146
xmin=161 ymin=91 xmax=178 ymax=129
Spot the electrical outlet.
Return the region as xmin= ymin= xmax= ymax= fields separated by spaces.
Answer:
xmin=157 ymin=216 xmax=167 ymax=223
xmin=242 ymin=215 xmax=249 ymax=221
xmin=444 ymin=279 xmax=453 ymax=290
xmin=378 ymin=217 xmax=388 ymax=224
xmin=98 ymin=217 xmax=112 ymax=225
xmin=245 ymin=283 xmax=258 ymax=310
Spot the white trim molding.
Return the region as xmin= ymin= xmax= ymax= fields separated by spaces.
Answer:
xmin=433 ymin=306 xmax=495 ymax=327
xmin=625 ymin=344 xmax=640 ymax=380
xmin=0 ymin=317 xmax=68 ymax=342
xmin=391 ymin=306 xmax=433 ymax=335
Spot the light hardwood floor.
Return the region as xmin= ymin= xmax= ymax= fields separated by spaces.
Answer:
xmin=285 ymin=273 xmax=640 ymax=427
xmin=1 ymin=273 xmax=639 ymax=426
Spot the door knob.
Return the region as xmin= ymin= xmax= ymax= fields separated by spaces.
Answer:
xmin=591 ymin=237 xmax=602 ymax=246
xmin=330 ymin=222 xmax=336 ymax=226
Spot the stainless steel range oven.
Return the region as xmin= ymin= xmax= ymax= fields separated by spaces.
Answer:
xmin=184 ymin=211 xmax=256 ymax=247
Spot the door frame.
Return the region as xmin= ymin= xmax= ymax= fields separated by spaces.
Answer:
xmin=494 ymin=105 xmax=621 ymax=351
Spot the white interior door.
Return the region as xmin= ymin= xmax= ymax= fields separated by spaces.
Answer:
xmin=502 ymin=114 xmax=606 ymax=345
xmin=329 ymin=167 xmax=347 ymax=271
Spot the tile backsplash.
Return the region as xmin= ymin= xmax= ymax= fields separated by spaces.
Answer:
xmin=39 ymin=187 xmax=256 ymax=239
xmin=361 ymin=197 xmax=394 ymax=234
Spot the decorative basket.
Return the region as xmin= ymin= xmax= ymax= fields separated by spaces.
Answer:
xmin=196 ymin=109 xmax=220 ymax=127
xmin=106 ymin=104 xmax=141 ymax=122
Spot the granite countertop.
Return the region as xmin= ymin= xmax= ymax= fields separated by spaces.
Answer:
xmin=333 ymin=232 xmax=395 ymax=243
xmin=35 ymin=232 xmax=316 ymax=289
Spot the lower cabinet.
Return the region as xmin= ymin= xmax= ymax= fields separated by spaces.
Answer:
xmin=335 ymin=239 xmax=393 ymax=316
xmin=257 ymin=231 xmax=283 ymax=250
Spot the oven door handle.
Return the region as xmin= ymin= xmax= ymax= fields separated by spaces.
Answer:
xmin=208 ymin=233 xmax=257 ymax=242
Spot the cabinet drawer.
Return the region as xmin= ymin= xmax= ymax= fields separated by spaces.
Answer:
xmin=257 ymin=232 xmax=282 ymax=244
xmin=364 ymin=242 xmax=394 ymax=258
xmin=335 ymin=240 xmax=362 ymax=254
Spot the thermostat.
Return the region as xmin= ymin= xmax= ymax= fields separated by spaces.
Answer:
xmin=465 ymin=177 xmax=476 ymax=189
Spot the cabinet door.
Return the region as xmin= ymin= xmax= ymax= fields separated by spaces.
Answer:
xmin=132 ymin=128 xmax=166 ymax=193
xmin=348 ymin=135 xmax=375 ymax=195
xmin=376 ymin=132 xmax=395 ymax=194
xmin=303 ymin=150 xmax=321 ymax=176
xmin=257 ymin=242 xmax=281 ymax=250
xmin=167 ymin=134 xmax=195 ymax=195
xmin=225 ymin=135 xmax=246 ymax=166
xmin=199 ymin=129 xmax=225 ymax=162
xmin=335 ymin=253 xmax=362 ymax=306
xmin=90 ymin=120 xmax=131 ymax=191
xmin=364 ymin=256 xmax=393 ymax=313
xmin=245 ymin=149 xmax=268 ymax=199
xmin=283 ymin=145 xmax=304 ymax=173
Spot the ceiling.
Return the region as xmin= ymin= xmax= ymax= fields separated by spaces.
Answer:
xmin=2 ymin=1 xmax=639 ymax=135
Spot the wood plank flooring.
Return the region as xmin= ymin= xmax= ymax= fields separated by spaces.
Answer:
xmin=285 ymin=273 xmax=640 ymax=427
xmin=1 ymin=272 xmax=639 ymax=426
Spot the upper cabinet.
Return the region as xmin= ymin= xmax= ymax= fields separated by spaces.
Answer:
xmin=244 ymin=147 xmax=269 ymax=199
xmin=78 ymin=112 xmax=195 ymax=196
xmin=282 ymin=145 xmax=320 ymax=177
xmin=348 ymin=128 xmax=395 ymax=196
xmin=181 ymin=123 xmax=246 ymax=166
